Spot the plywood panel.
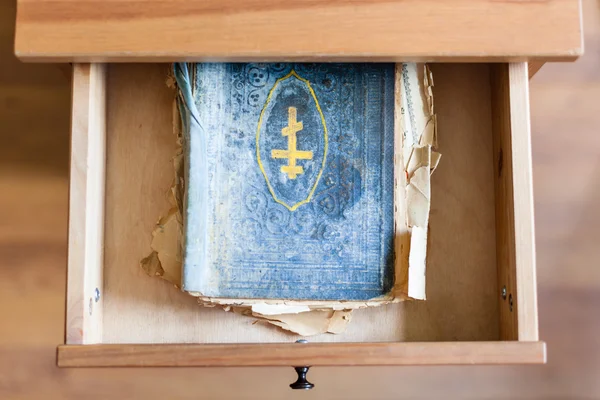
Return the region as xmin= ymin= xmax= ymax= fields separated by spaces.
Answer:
xmin=102 ymin=63 xmax=499 ymax=344
xmin=14 ymin=0 xmax=583 ymax=62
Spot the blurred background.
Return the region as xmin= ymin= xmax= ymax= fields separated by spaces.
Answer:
xmin=1 ymin=0 xmax=599 ymax=398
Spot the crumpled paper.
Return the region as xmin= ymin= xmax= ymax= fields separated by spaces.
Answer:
xmin=399 ymin=64 xmax=440 ymax=301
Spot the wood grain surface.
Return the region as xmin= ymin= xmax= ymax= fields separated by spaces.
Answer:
xmin=57 ymin=342 xmax=546 ymax=367
xmin=65 ymin=64 xmax=106 ymax=345
xmin=490 ymin=63 xmax=539 ymax=341
xmin=2 ymin=0 xmax=600 ymax=398
xmin=13 ymin=0 xmax=583 ymax=62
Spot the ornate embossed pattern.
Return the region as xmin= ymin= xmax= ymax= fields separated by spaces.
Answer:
xmin=183 ymin=63 xmax=394 ymax=300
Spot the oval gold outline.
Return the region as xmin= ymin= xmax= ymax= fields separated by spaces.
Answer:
xmin=256 ymin=70 xmax=329 ymax=212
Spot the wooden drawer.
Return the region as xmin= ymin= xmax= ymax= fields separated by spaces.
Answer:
xmin=59 ymin=62 xmax=543 ymax=367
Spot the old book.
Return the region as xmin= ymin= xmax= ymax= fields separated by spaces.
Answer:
xmin=141 ymin=63 xmax=436 ymax=334
xmin=175 ymin=63 xmax=397 ymax=301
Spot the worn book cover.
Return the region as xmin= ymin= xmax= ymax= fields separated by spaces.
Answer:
xmin=175 ymin=63 xmax=396 ymax=301
xmin=142 ymin=63 xmax=436 ymax=333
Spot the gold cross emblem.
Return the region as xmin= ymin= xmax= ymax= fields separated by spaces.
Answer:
xmin=271 ymin=107 xmax=313 ymax=179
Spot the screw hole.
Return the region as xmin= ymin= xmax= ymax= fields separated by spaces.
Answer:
xmin=509 ymin=294 xmax=513 ymax=312
xmin=501 ymin=286 xmax=507 ymax=300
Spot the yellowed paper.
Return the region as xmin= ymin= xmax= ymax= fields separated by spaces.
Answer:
xmin=253 ymin=310 xmax=353 ymax=336
xmin=397 ymin=63 xmax=439 ymax=301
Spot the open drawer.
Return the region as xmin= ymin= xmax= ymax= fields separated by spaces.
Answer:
xmin=59 ymin=62 xmax=542 ymax=367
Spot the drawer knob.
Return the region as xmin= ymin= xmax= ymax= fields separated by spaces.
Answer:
xmin=290 ymin=366 xmax=314 ymax=390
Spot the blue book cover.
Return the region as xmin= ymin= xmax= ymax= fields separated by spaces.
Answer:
xmin=175 ymin=63 xmax=395 ymax=301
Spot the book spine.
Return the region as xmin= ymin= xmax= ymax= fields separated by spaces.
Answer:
xmin=173 ymin=63 xmax=209 ymax=294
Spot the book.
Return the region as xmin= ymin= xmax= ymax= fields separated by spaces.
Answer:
xmin=175 ymin=63 xmax=396 ymax=301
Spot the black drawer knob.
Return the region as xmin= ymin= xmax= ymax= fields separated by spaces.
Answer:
xmin=290 ymin=366 xmax=314 ymax=390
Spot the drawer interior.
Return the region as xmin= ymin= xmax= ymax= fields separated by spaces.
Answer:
xmin=65 ymin=63 xmax=538 ymax=357
xmin=96 ymin=63 xmax=499 ymax=344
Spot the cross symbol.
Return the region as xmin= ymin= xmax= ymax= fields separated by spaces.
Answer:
xmin=271 ymin=107 xmax=313 ymax=179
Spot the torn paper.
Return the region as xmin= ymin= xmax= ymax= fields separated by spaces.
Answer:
xmin=394 ymin=63 xmax=439 ymax=301
xmin=253 ymin=310 xmax=353 ymax=336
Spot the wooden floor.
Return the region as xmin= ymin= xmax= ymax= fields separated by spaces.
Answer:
xmin=1 ymin=0 xmax=599 ymax=398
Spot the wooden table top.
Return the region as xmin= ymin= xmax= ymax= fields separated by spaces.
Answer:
xmin=14 ymin=0 xmax=583 ymax=62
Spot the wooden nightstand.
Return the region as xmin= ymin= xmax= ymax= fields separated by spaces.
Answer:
xmin=13 ymin=0 xmax=583 ymax=388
